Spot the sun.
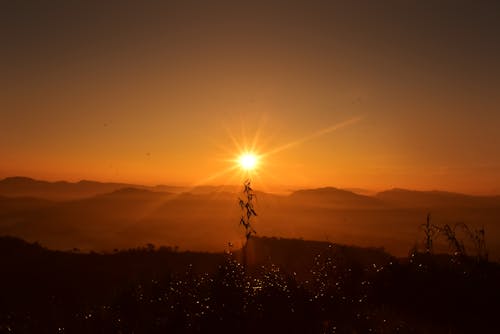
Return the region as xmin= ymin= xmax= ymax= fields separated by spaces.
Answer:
xmin=238 ymin=153 xmax=259 ymax=171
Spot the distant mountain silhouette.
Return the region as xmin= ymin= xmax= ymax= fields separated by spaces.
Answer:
xmin=376 ymin=188 xmax=500 ymax=208
xmin=0 ymin=186 xmax=240 ymax=251
xmin=289 ymin=187 xmax=385 ymax=209
xmin=0 ymin=176 xmax=147 ymax=200
xmin=1 ymin=177 xmax=500 ymax=258
xmin=342 ymin=187 xmax=378 ymax=196
xmin=0 ymin=177 xmax=243 ymax=200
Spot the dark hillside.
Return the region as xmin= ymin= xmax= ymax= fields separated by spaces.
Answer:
xmin=1 ymin=236 xmax=500 ymax=333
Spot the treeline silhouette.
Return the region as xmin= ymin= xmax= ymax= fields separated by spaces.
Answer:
xmin=1 ymin=236 xmax=500 ymax=333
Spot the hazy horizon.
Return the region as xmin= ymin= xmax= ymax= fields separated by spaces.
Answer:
xmin=2 ymin=174 xmax=500 ymax=196
xmin=2 ymin=172 xmax=500 ymax=260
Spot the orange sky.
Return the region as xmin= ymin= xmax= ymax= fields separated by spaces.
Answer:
xmin=1 ymin=0 xmax=500 ymax=194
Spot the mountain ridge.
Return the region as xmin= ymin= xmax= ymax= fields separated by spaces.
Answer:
xmin=1 ymin=176 xmax=499 ymax=205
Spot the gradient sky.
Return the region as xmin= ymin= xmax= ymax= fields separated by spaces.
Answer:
xmin=1 ymin=0 xmax=499 ymax=194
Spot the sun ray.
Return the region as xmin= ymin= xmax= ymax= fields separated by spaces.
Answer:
xmin=217 ymin=116 xmax=364 ymax=187
xmin=138 ymin=116 xmax=362 ymax=220
xmin=261 ymin=116 xmax=363 ymax=159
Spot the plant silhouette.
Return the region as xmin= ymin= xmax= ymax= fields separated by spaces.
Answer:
xmin=422 ymin=213 xmax=436 ymax=254
xmin=419 ymin=214 xmax=489 ymax=261
xmin=238 ymin=179 xmax=257 ymax=268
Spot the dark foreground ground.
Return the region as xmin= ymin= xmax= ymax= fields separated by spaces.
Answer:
xmin=1 ymin=236 xmax=499 ymax=333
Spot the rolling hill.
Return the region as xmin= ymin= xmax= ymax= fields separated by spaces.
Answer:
xmin=1 ymin=177 xmax=500 ymax=259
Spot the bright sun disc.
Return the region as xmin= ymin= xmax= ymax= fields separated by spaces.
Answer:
xmin=238 ymin=153 xmax=258 ymax=171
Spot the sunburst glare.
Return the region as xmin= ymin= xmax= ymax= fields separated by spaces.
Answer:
xmin=238 ymin=153 xmax=259 ymax=171
xmin=187 ymin=116 xmax=362 ymax=194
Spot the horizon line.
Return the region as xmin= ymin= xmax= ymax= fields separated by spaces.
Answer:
xmin=1 ymin=175 xmax=499 ymax=197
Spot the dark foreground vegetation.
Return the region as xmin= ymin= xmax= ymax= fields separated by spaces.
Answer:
xmin=1 ymin=236 xmax=499 ymax=333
